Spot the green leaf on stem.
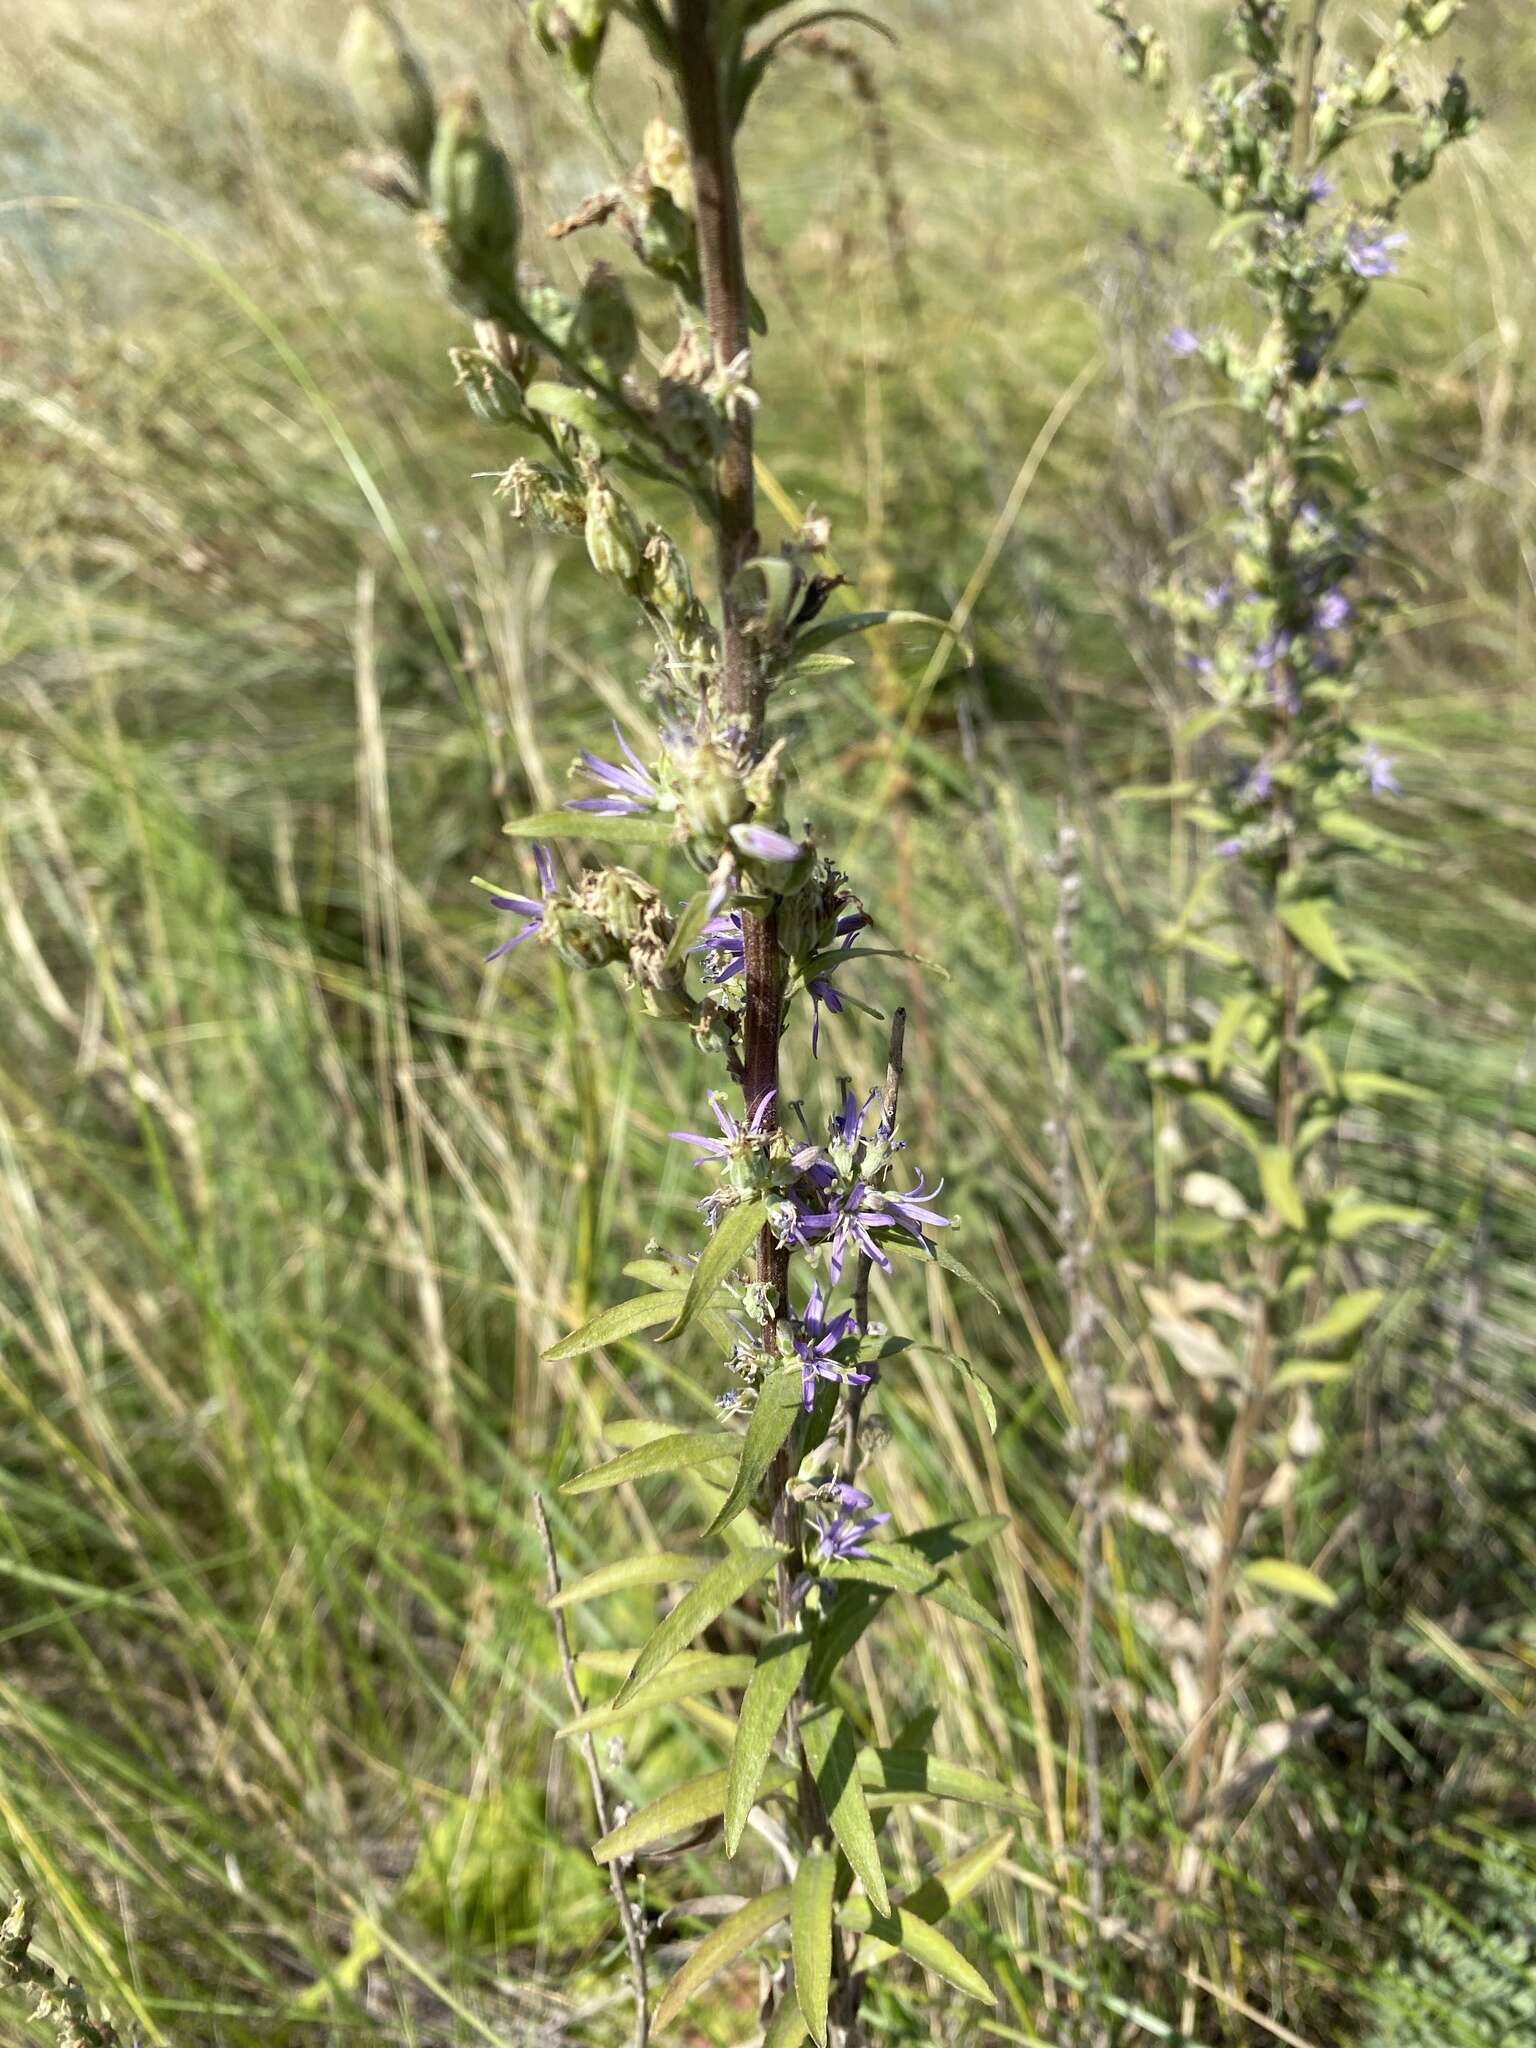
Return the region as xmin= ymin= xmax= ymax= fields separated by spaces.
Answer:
xmin=592 ymin=1760 xmax=795 ymax=1863
xmin=857 ymin=1749 xmax=1033 ymax=1817
xmin=707 ymin=1368 xmax=803 ymax=1537
xmin=1278 ymin=899 xmax=1354 ymax=978
xmin=651 ymin=1888 xmax=792 ymax=2033
xmin=559 ymin=1432 xmax=736 ymax=1496
xmin=547 ymin=1552 xmax=705 ymax=1608
xmin=1326 ymin=1199 xmax=1432 ymax=1241
xmin=544 ymin=1290 xmax=686 ymax=1360
xmin=724 ymin=1630 xmax=813 ymax=1854
xmin=1245 ymin=1557 xmax=1339 ymax=1608
xmin=1292 ymin=1288 xmax=1383 ymax=1352
xmin=523 ymin=379 xmax=630 ymax=453
xmin=836 ymin=1898 xmax=991 ymax=2002
xmin=614 ymin=1545 xmax=782 ymax=1706
xmin=1259 ymin=1145 xmax=1308 ymax=1232
xmin=853 ymin=1832 xmax=1013 ymax=1971
xmin=792 ymin=1850 xmax=837 ymax=2045
xmin=792 ymin=606 xmax=962 ymax=661
xmin=800 ymin=1705 xmax=889 ymax=1914
xmin=557 ymin=1651 xmax=755 ymax=1739
xmin=500 ymin=810 xmax=673 ymax=848
xmin=660 ymin=1197 xmax=769 ymax=1342
xmin=824 ymin=1551 xmax=1012 ymax=1649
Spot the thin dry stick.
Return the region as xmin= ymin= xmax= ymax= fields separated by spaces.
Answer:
xmin=1054 ymin=813 xmax=1110 ymax=2045
xmin=532 ymin=1493 xmax=649 ymax=2048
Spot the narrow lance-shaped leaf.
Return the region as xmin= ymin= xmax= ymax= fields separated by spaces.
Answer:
xmin=1245 ymin=1557 xmax=1338 ymax=1609
xmin=557 ymin=1652 xmax=756 ymax=1739
xmin=592 ymin=1760 xmax=795 ymax=1863
xmin=707 ymin=1368 xmax=802 ymax=1537
xmin=800 ymin=1706 xmax=889 ymax=1915
xmin=857 ymin=1748 xmax=1034 ymax=1818
xmin=1259 ymin=1145 xmax=1308 ymax=1232
xmin=614 ymin=1545 xmax=781 ymax=1706
xmin=1292 ymin=1287 xmax=1383 ymax=1352
xmin=1278 ymin=898 xmax=1353 ymax=978
xmin=502 ymin=809 xmax=672 ymax=848
xmin=661 ymin=1197 xmax=768 ymax=1342
xmin=792 ymin=1850 xmax=836 ymax=2046
xmin=547 ymin=1551 xmax=705 ymax=1608
xmin=724 ymin=1629 xmax=812 ymax=1853
xmin=560 ymin=1432 xmax=736 ymax=1497
xmin=545 ymin=1289 xmax=685 ymax=1361
xmin=853 ymin=1832 xmax=1013 ymax=1972
xmin=651 ymin=1888 xmax=791 ymax=2034
xmin=836 ymin=1898 xmax=992 ymax=2004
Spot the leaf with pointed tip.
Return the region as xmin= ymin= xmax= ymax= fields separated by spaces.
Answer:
xmin=1259 ymin=1145 xmax=1307 ymax=1232
xmin=1245 ymin=1557 xmax=1338 ymax=1608
xmin=854 ymin=1832 xmax=1013 ymax=1971
xmin=1326 ymin=1200 xmax=1432 ymax=1242
xmin=545 ymin=1290 xmax=686 ymax=1361
xmin=661 ymin=1198 xmax=768 ymax=1342
xmin=762 ymin=1996 xmax=811 ymax=2048
xmin=502 ymin=809 xmax=673 ymax=848
xmin=805 ymin=1584 xmax=889 ymax=1700
xmin=857 ymin=1749 xmax=1033 ymax=1817
xmin=1207 ymin=992 xmax=1259 ymax=1079
xmin=792 ymin=605 xmax=956 ymax=661
xmin=557 ymin=1653 xmax=755 ymax=1739
xmin=665 ymin=886 xmax=717 ymax=972
xmin=1278 ymin=899 xmax=1353 ymax=978
xmin=615 ymin=1547 xmax=781 ymax=1706
xmin=836 ymin=1899 xmax=991 ymax=2003
xmin=560 ymin=1432 xmax=736 ymax=1497
xmin=592 ymin=1761 xmax=795 ymax=1862
xmin=651 ymin=1888 xmax=792 ymax=2033
xmin=800 ymin=1707 xmax=889 ymax=1914
xmin=898 ymin=1516 xmax=1010 ymax=1567
xmin=707 ymin=1369 xmax=803 ymax=1537
xmin=884 ymin=1235 xmax=1001 ymax=1313
xmin=823 ymin=1551 xmax=1012 ymax=1650
xmin=792 ymin=1851 xmax=836 ymax=2045
xmin=548 ymin=1552 xmax=705 ymax=1608
xmin=723 ymin=1629 xmax=812 ymax=1854
xmin=1293 ymin=1288 xmax=1383 ymax=1352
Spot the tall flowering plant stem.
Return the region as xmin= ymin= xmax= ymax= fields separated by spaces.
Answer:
xmin=339 ymin=4 xmax=1012 ymax=2040
xmin=1096 ymin=0 xmax=1478 ymax=1932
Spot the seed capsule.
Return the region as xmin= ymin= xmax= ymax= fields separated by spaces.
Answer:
xmin=584 ymin=476 xmax=644 ymax=590
xmin=429 ymin=85 xmax=520 ymax=310
xmin=340 ymin=3 xmax=436 ymax=179
xmin=571 ymin=264 xmax=638 ymax=379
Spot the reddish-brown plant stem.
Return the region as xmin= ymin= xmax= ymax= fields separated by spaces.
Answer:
xmin=672 ymin=0 xmax=794 ymax=1578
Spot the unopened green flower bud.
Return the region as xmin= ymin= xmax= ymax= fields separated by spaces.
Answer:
xmin=521 ymin=276 xmax=576 ymax=353
xmin=428 ymin=85 xmax=520 ymax=310
xmin=530 ymin=0 xmax=610 ymax=86
xmin=450 ymin=346 xmax=526 ymax=425
xmin=1360 ymin=52 xmax=1398 ymax=108
xmin=635 ymin=185 xmax=700 ymax=297
xmin=571 ymin=264 xmax=637 ymax=379
xmin=655 ymin=377 xmax=720 ymax=473
xmin=340 ymin=3 xmax=435 ymax=178
xmin=584 ymin=475 xmax=644 ymax=589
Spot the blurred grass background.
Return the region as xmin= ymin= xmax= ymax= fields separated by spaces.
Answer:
xmin=1 ymin=1 xmax=1533 ymax=2042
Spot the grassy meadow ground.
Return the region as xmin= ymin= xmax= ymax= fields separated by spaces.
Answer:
xmin=2 ymin=1 xmax=1534 ymax=2042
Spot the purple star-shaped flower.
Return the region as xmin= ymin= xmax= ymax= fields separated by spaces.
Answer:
xmin=1315 ymin=590 xmax=1352 ymax=632
xmin=794 ymin=1170 xmax=951 ymax=1286
xmin=1167 ymin=325 xmax=1200 ymax=359
xmin=566 ymin=725 xmax=658 ymax=817
xmin=671 ymin=1088 xmax=777 ymax=1166
xmin=486 ymin=846 xmax=556 ymax=959
xmin=791 ymin=1281 xmax=868 ymax=1411
xmin=1362 ymin=742 xmax=1400 ymax=796
xmin=806 ymin=909 xmax=868 ymax=1057
xmin=1346 ymin=226 xmax=1408 ymax=280
xmin=693 ymin=910 xmax=746 ymax=986
xmin=813 ymin=1503 xmax=892 ymax=1564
